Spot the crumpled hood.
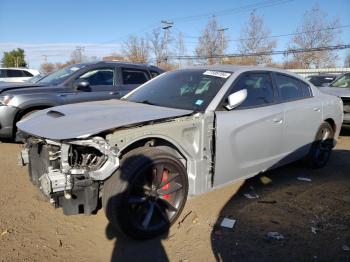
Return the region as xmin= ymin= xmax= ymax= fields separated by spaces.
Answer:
xmin=17 ymin=99 xmax=193 ymax=140
xmin=0 ymin=82 xmax=44 ymax=93
xmin=319 ymin=87 xmax=350 ymax=98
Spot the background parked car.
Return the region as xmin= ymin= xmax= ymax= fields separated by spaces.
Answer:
xmin=25 ymin=73 xmax=47 ymax=83
xmin=0 ymin=61 xmax=163 ymax=140
xmin=0 ymin=68 xmax=39 ymax=83
xmin=305 ymin=74 xmax=339 ymax=87
xmin=320 ymin=72 xmax=350 ymax=125
xmin=18 ymin=66 xmax=343 ymax=239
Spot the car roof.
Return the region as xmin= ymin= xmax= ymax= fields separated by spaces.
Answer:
xmin=80 ymin=61 xmax=163 ymax=72
xmin=182 ymin=64 xmax=305 ymax=79
xmin=0 ymin=67 xmax=33 ymax=70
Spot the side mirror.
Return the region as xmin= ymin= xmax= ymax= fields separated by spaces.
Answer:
xmin=74 ymin=79 xmax=91 ymax=91
xmin=225 ymin=89 xmax=248 ymax=110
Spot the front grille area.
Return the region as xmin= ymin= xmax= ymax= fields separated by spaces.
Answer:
xmin=28 ymin=143 xmax=60 ymax=186
xmin=342 ymin=97 xmax=350 ymax=113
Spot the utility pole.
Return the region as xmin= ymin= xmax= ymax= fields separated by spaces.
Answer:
xmin=42 ymin=55 xmax=48 ymax=63
xmin=161 ymin=20 xmax=173 ymax=64
xmin=218 ymin=27 xmax=229 ymax=64
xmin=75 ymin=46 xmax=85 ymax=63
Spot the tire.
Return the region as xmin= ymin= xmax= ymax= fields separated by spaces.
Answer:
xmin=14 ymin=110 xmax=39 ymax=142
xmin=306 ymin=122 xmax=335 ymax=168
xmin=102 ymin=147 xmax=188 ymax=239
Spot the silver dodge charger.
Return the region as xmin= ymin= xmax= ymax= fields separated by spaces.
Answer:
xmin=18 ymin=66 xmax=343 ymax=239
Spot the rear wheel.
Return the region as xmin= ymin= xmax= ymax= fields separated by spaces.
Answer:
xmin=307 ymin=122 xmax=334 ymax=168
xmin=102 ymin=147 xmax=188 ymax=239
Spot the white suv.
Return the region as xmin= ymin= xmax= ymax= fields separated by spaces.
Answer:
xmin=0 ymin=68 xmax=40 ymax=83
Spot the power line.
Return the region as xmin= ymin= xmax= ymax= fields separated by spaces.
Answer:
xmin=172 ymin=24 xmax=350 ymax=43
xmin=101 ymin=0 xmax=293 ymax=43
xmin=168 ymin=0 xmax=294 ymax=23
xmin=167 ymin=44 xmax=350 ymax=59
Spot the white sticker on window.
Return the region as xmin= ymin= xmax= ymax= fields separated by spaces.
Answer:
xmin=203 ymin=70 xmax=231 ymax=79
xmin=70 ymin=67 xmax=81 ymax=72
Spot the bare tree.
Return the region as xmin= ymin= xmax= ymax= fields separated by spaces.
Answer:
xmin=237 ymin=10 xmax=276 ymax=65
xmin=345 ymin=52 xmax=350 ymax=67
xmin=122 ymin=36 xmax=149 ymax=63
xmin=149 ymin=29 xmax=164 ymax=65
xmin=40 ymin=63 xmax=56 ymax=73
xmin=195 ymin=17 xmax=228 ymax=65
xmin=70 ymin=46 xmax=87 ymax=63
xmin=287 ymin=5 xmax=341 ymax=68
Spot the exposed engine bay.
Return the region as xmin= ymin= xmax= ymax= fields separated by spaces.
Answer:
xmin=21 ymin=136 xmax=119 ymax=215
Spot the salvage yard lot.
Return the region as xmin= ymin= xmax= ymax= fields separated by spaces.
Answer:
xmin=0 ymin=129 xmax=349 ymax=262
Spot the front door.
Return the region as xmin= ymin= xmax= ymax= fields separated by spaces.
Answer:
xmin=214 ymin=71 xmax=284 ymax=187
xmin=62 ymin=67 xmax=120 ymax=104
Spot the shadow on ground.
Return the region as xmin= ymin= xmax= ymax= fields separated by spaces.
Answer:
xmin=106 ymin=223 xmax=169 ymax=262
xmin=211 ymin=149 xmax=350 ymax=262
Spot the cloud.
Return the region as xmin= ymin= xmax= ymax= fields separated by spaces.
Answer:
xmin=0 ymin=42 xmax=120 ymax=69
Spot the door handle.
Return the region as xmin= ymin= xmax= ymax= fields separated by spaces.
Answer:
xmin=273 ymin=118 xmax=283 ymax=124
xmin=313 ymin=107 xmax=321 ymax=112
xmin=109 ymin=91 xmax=120 ymax=95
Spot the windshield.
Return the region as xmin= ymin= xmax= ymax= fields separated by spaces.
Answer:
xmin=127 ymin=69 xmax=231 ymax=111
xmin=37 ymin=64 xmax=86 ymax=85
xmin=307 ymin=75 xmax=336 ymax=86
xmin=330 ymin=73 xmax=350 ymax=88
xmin=26 ymin=74 xmax=44 ymax=83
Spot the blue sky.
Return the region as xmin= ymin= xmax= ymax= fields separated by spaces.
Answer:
xmin=0 ymin=0 xmax=349 ymax=69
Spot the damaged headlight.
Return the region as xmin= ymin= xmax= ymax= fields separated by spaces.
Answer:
xmin=0 ymin=95 xmax=14 ymax=106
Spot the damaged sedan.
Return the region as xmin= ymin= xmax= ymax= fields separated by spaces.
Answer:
xmin=18 ymin=66 xmax=343 ymax=239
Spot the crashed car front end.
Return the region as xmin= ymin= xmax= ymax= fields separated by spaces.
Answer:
xmin=21 ymin=136 xmax=119 ymax=215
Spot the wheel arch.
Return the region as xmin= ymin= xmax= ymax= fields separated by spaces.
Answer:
xmin=118 ymin=136 xmax=190 ymax=166
xmin=324 ymin=118 xmax=336 ymax=133
xmin=13 ymin=105 xmax=53 ymax=137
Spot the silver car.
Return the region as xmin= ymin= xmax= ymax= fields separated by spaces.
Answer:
xmin=18 ymin=66 xmax=343 ymax=239
xmin=320 ymin=72 xmax=350 ymax=124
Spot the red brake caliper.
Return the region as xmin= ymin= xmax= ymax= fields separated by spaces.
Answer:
xmin=161 ymin=169 xmax=171 ymax=200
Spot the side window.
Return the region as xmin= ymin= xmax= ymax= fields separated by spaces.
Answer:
xmin=122 ymin=69 xmax=149 ymax=84
xmin=275 ymin=74 xmax=303 ymax=101
xmin=22 ymin=70 xmax=33 ymax=77
xmin=79 ymin=68 xmax=114 ymax=86
xmin=7 ymin=69 xmax=23 ymax=78
xmin=231 ymin=72 xmax=275 ymax=109
xmin=299 ymin=81 xmax=312 ymax=98
xmin=150 ymin=71 xmax=159 ymax=78
xmin=0 ymin=69 xmax=6 ymax=78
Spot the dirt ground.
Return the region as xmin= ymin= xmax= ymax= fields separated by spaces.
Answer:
xmin=0 ymin=129 xmax=349 ymax=262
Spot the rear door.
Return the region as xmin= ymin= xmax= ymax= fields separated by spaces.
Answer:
xmin=273 ymin=73 xmax=322 ymax=161
xmin=214 ymin=71 xmax=284 ymax=187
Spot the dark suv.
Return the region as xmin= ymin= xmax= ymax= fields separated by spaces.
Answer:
xmin=0 ymin=61 xmax=163 ymax=140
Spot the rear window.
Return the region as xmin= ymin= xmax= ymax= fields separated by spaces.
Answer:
xmin=22 ymin=70 xmax=33 ymax=77
xmin=6 ymin=69 xmax=24 ymax=77
xmin=150 ymin=71 xmax=160 ymax=78
xmin=122 ymin=69 xmax=149 ymax=84
xmin=275 ymin=74 xmax=303 ymax=101
xmin=300 ymin=81 xmax=312 ymax=97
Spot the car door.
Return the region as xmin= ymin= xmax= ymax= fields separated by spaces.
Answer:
xmin=274 ymin=73 xmax=322 ymax=161
xmin=62 ymin=66 xmax=120 ymax=104
xmin=117 ymin=67 xmax=151 ymax=97
xmin=214 ymin=71 xmax=284 ymax=187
